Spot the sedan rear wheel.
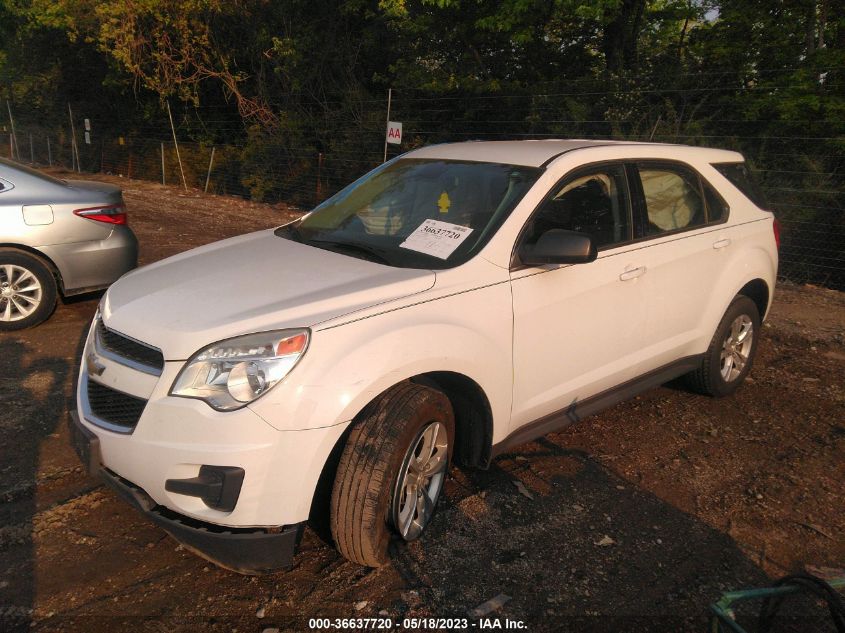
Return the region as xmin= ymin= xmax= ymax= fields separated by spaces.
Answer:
xmin=0 ymin=250 xmax=57 ymax=330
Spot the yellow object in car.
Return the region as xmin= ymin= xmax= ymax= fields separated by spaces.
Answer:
xmin=438 ymin=191 xmax=451 ymax=213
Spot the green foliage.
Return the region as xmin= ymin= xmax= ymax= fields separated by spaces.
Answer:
xmin=0 ymin=0 xmax=843 ymax=286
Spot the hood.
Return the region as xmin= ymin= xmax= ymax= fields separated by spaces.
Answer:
xmin=102 ymin=229 xmax=435 ymax=359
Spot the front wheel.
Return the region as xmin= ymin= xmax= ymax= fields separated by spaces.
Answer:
xmin=688 ymin=295 xmax=761 ymax=397
xmin=330 ymin=382 xmax=454 ymax=567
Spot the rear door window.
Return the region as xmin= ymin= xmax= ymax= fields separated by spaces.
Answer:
xmin=636 ymin=162 xmax=706 ymax=235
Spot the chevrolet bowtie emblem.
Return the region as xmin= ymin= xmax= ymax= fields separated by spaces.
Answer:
xmin=86 ymin=352 xmax=106 ymax=377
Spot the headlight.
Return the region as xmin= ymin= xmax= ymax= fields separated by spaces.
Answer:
xmin=170 ymin=329 xmax=309 ymax=411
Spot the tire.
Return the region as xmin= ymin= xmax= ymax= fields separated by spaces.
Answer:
xmin=330 ymin=382 xmax=454 ymax=567
xmin=687 ymin=295 xmax=760 ymax=397
xmin=0 ymin=249 xmax=58 ymax=331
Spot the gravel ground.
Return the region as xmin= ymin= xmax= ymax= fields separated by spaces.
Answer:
xmin=1 ymin=172 xmax=843 ymax=633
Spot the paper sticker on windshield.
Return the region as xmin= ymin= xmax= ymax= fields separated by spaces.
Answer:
xmin=399 ymin=219 xmax=473 ymax=260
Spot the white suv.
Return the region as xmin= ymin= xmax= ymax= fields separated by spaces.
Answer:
xmin=69 ymin=140 xmax=778 ymax=572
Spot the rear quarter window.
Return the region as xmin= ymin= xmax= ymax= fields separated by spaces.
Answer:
xmin=703 ymin=181 xmax=729 ymax=222
xmin=713 ymin=162 xmax=768 ymax=209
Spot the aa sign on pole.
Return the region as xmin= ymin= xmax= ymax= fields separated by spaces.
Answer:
xmin=386 ymin=121 xmax=402 ymax=145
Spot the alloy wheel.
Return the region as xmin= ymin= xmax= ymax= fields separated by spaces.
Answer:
xmin=720 ymin=314 xmax=754 ymax=382
xmin=392 ymin=420 xmax=449 ymax=541
xmin=0 ymin=264 xmax=43 ymax=322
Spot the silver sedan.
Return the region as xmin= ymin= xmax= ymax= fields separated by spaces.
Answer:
xmin=0 ymin=158 xmax=138 ymax=329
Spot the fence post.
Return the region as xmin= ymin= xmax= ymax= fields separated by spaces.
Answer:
xmin=68 ymin=103 xmax=80 ymax=172
xmin=649 ymin=115 xmax=662 ymax=142
xmin=204 ymin=146 xmax=215 ymax=193
xmin=315 ymin=152 xmax=323 ymax=205
xmin=167 ymin=101 xmax=188 ymax=191
xmin=383 ymin=88 xmax=392 ymax=163
xmin=6 ymin=101 xmax=18 ymax=160
xmin=47 ymin=136 xmax=52 ymax=166
xmin=161 ymin=142 xmax=166 ymax=185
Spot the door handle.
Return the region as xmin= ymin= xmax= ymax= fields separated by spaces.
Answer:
xmin=713 ymin=238 xmax=731 ymax=249
xmin=619 ymin=266 xmax=646 ymax=281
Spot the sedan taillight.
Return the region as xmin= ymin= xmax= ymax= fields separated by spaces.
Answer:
xmin=74 ymin=204 xmax=127 ymax=225
xmin=773 ymin=218 xmax=781 ymax=249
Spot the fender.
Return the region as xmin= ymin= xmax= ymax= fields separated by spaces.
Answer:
xmin=248 ymin=277 xmax=514 ymax=443
xmin=698 ymin=220 xmax=777 ymax=350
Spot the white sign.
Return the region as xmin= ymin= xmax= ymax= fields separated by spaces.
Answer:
xmin=84 ymin=118 xmax=91 ymax=132
xmin=386 ymin=121 xmax=402 ymax=145
xmin=400 ymin=219 xmax=473 ymax=260
xmin=84 ymin=131 xmax=91 ymax=145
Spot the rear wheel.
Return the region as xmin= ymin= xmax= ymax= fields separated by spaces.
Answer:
xmin=0 ymin=250 xmax=57 ymax=330
xmin=688 ymin=295 xmax=760 ymax=397
xmin=330 ymin=382 xmax=454 ymax=567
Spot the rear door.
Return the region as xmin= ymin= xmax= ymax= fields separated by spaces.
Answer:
xmin=625 ymin=160 xmax=733 ymax=367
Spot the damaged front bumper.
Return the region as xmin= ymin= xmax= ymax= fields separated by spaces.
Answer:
xmin=68 ymin=410 xmax=304 ymax=574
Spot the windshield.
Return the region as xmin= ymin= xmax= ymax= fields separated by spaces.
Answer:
xmin=276 ymin=158 xmax=541 ymax=269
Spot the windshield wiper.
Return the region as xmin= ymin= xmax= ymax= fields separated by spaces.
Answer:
xmin=307 ymin=239 xmax=391 ymax=265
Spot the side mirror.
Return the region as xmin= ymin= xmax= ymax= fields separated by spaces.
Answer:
xmin=518 ymin=229 xmax=597 ymax=266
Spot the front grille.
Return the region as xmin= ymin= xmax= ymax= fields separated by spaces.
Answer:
xmin=87 ymin=380 xmax=147 ymax=431
xmin=96 ymin=319 xmax=164 ymax=373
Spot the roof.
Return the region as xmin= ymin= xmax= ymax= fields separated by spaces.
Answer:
xmin=404 ymin=139 xmax=743 ymax=168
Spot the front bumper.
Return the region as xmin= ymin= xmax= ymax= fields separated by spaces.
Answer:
xmin=75 ymin=348 xmax=348 ymax=527
xmin=68 ymin=409 xmax=304 ymax=573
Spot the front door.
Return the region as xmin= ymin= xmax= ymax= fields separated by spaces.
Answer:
xmin=510 ymin=163 xmax=652 ymax=431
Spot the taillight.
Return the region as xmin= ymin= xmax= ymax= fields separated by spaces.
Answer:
xmin=773 ymin=218 xmax=781 ymax=249
xmin=73 ymin=204 xmax=127 ymax=225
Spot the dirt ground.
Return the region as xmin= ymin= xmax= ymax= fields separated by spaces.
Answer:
xmin=1 ymin=173 xmax=843 ymax=633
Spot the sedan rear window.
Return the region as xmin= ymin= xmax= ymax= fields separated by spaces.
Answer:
xmin=0 ymin=157 xmax=65 ymax=187
xmin=713 ymin=162 xmax=768 ymax=209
